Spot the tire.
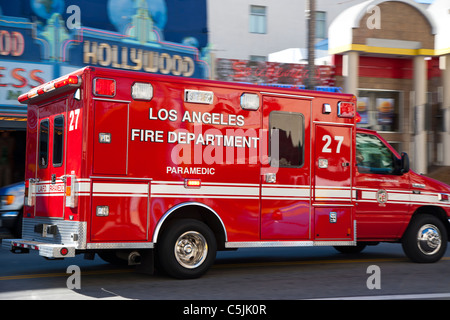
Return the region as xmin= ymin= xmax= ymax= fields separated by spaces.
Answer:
xmin=334 ymin=242 xmax=367 ymax=254
xmin=13 ymin=209 xmax=23 ymax=238
xmin=402 ymin=214 xmax=448 ymax=263
xmin=156 ymin=219 xmax=217 ymax=279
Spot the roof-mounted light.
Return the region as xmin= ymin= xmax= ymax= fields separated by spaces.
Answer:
xmin=18 ymin=74 xmax=81 ymax=104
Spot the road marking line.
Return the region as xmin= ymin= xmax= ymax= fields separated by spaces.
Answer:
xmin=214 ymin=256 xmax=450 ymax=269
xmin=1 ymin=257 xmax=449 ymax=280
xmin=311 ymin=292 xmax=450 ymax=300
xmin=0 ymin=269 xmax=133 ymax=281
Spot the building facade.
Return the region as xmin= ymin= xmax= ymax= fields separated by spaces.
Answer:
xmin=0 ymin=0 xmax=448 ymax=187
xmin=329 ymin=0 xmax=449 ymax=173
xmin=209 ymin=0 xmax=448 ymax=174
xmin=0 ymin=0 xmax=209 ymax=187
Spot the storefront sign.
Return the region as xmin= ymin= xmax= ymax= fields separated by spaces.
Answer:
xmin=78 ymin=40 xmax=197 ymax=77
xmin=0 ymin=61 xmax=53 ymax=107
xmin=216 ymin=58 xmax=336 ymax=87
xmin=0 ymin=0 xmax=209 ymax=117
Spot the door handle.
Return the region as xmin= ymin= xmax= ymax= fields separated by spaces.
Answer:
xmin=51 ymin=174 xmax=56 ymax=184
xmin=265 ymin=173 xmax=276 ymax=183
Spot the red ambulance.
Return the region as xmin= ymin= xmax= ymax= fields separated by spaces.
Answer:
xmin=3 ymin=67 xmax=450 ymax=279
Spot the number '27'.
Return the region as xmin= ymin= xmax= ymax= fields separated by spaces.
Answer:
xmin=69 ymin=109 xmax=80 ymax=131
xmin=322 ymin=135 xmax=344 ymax=154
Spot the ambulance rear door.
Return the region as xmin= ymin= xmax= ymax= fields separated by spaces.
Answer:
xmin=35 ymin=98 xmax=67 ymax=219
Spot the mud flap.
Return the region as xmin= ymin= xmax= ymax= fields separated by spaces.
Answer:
xmin=135 ymin=249 xmax=154 ymax=275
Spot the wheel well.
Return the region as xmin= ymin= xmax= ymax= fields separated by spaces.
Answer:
xmin=154 ymin=203 xmax=227 ymax=250
xmin=410 ymin=206 xmax=450 ymax=241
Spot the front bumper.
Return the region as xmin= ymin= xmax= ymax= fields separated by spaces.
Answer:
xmin=0 ymin=210 xmax=20 ymax=229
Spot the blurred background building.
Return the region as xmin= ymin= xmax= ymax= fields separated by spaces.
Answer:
xmin=0 ymin=0 xmax=448 ymax=186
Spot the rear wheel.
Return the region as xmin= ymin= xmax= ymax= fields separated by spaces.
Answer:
xmin=156 ymin=219 xmax=217 ymax=279
xmin=402 ymin=214 xmax=447 ymax=263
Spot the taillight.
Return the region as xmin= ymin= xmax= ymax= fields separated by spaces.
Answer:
xmin=65 ymin=176 xmax=72 ymax=197
xmin=24 ymin=179 xmax=29 ymax=196
xmin=65 ymin=175 xmax=78 ymax=208
xmin=337 ymin=102 xmax=355 ymax=118
xmin=24 ymin=179 xmax=35 ymax=206
xmin=94 ymin=78 xmax=116 ymax=97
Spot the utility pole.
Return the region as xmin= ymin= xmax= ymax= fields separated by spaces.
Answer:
xmin=305 ymin=0 xmax=316 ymax=90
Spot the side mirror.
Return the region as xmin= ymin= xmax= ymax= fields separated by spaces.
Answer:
xmin=401 ymin=152 xmax=410 ymax=174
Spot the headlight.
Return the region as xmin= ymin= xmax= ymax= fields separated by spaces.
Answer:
xmin=1 ymin=195 xmax=15 ymax=206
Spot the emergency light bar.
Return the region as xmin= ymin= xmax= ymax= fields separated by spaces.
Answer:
xmin=18 ymin=75 xmax=81 ymax=104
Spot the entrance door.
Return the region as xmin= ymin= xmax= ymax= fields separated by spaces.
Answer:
xmin=313 ymin=124 xmax=354 ymax=240
xmin=35 ymin=99 xmax=66 ymax=218
xmin=260 ymin=96 xmax=312 ymax=240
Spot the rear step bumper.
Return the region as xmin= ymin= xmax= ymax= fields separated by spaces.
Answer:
xmin=2 ymin=239 xmax=76 ymax=258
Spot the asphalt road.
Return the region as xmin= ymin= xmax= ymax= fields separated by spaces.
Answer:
xmin=1 ymin=238 xmax=450 ymax=301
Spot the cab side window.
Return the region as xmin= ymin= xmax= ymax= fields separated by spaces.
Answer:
xmin=356 ymin=133 xmax=397 ymax=174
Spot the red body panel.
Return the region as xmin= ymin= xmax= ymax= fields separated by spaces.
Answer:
xmin=19 ymin=67 xmax=450 ymax=252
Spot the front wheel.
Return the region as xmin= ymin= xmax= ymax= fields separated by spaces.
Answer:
xmin=402 ymin=214 xmax=448 ymax=263
xmin=156 ymin=219 xmax=217 ymax=279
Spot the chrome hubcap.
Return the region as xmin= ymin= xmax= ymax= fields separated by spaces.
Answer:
xmin=175 ymin=231 xmax=208 ymax=269
xmin=417 ymin=224 xmax=442 ymax=256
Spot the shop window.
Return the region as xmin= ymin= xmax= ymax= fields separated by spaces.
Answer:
xmin=315 ymin=11 xmax=326 ymax=39
xmin=269 ymin=112 xmax=304 ymax=167
xmin=357 ymin=90 xmax=401 ymax=132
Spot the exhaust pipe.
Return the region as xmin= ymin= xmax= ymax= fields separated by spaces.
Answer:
xmin=128 ymin=251 xmax=141 ymax=265
xmin=117 ymin=250 xmax=142 ymax=265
